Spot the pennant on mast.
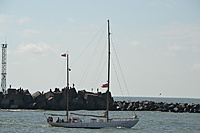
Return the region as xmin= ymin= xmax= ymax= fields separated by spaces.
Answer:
xmin=101 ymin=83 xmax=108 ymax=88
xmin=61 ymin=53 xmax=66 ymax=57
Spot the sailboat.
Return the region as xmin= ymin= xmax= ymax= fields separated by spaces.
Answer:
xmin=44 ymin=20 xmax=139 ymax=129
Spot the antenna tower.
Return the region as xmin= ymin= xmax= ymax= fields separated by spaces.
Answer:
xmin=1 ymin=43 xmax=7 ymax=94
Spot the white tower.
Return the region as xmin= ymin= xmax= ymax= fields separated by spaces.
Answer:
xmin=1 ymin=43 xmax=7 ymax=94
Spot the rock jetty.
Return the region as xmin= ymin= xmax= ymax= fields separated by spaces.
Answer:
xmin=114 ymin=100 xmax=200 ymax=113
xmin=0 ymin=87 xmax=199 ymax=113
xmin=0 ymin=87 xmax=114 ymax=110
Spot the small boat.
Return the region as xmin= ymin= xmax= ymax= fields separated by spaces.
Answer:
xmin=44 ymin=20 xmax=139 ymax=129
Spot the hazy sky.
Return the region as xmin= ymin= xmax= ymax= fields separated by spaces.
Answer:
xmin=0 ymin=0 xmax=200 ymax=98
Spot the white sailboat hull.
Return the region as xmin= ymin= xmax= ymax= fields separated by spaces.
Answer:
xmin=47 ymin=119 xmax=139 ymax=129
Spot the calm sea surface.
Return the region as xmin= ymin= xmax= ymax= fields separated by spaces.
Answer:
xmin=114 ymin=96 xmax=200 ymax=104
xmin=1 ymin=97 xmax=200 ymax=133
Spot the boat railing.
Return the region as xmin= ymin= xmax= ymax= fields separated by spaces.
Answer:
xmin=70 ymin=112 xmax=106 ymax=118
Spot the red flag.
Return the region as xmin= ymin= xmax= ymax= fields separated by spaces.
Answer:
xmin=61 ymin=53 xmax=66 ymax=57
xmin=101 ymin=83 xmax=108 ymax=88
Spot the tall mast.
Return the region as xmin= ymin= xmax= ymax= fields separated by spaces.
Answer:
xmin=66 ymin=53 xmax=69 ymax=120
xmin=106 ymin=20 xmax=111 ymax=121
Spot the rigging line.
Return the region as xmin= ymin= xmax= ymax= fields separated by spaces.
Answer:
xmin=55 ymin=60 xmax=66 ymax=88
xmin=90 ymin=28 xmax=107 ymax=87
xmin=111 ymin=38 xmax=131 ymax=98
xmin=92 ymin=58 xmax=107 ymax=88
xmin=90 ymin=40 xmax=107 ymax=87
xmin=111 ymin=44 xmax=134 ymax=116
xmin=95 ymin=59 xmax=107 ymax=87
xmin=78 ymin=35 xmax=101 ymax=88
xmin=78 ymin=23 xmax=107 ymax=88
xmin=70 ymin=23 xmax=107 ymax=67
xmin=81 ymin=51 xmax=96 ymax=87
xmin=111 ymin=56 xmax=125 ymax=100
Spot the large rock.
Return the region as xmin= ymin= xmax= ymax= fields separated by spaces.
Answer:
xmin=46 ymin=97 xmax=56 ymax=106
xmin=44 ymin=92 xmax=54 ymax=99
xmin=173 ymin=107 xmax=179 ymax=112
xmin=70 ymin=97 xmax=85 ymax=110
xmin=0 ymin=92 xmax=3 ymax=107
xmin=7 ymin=89 xmax=17 ymax=94
xmin=0 ymin=92 xmax=3 ymax=100
xmin=10 ymin=105 xmax=19 ymax=109
xmin=46 ymin=97 xmax=61 ymax=110
xmin=26 ymin=102 xmax=38 ymax=109
xmin=54 ymin=92 xmax=62 ymax=102
xmin=95 ymin=97 xmax=106 ymax=110
xmin=32 ymin=91 xmax=41 ymax=100
xmin=115 ymin=101 xmax=123 ymax=110
xmin=5 ymin=93 xmax=23 ymax=100
xmin=59 ymin=97 xmax=67 ymax=110
xmin=122 ymin=102 xmax=129 ymax=110
xmin=13 ymin=100 xmax=24 ymax=106
xmin=37 ymin=94 xmax=46 ymax=102
xmin=78 ymin=90 xmax=86 ymax=99
xmin=1 ymin=99 xmax=10 ymax=108
xmin=126 ymin=102 xmax=133 ymax=111
xmin=136 ymin=106 xmax=145 ymax=111
xmin=69 ymin=88 xmax=78 ymax=100
xmin=23 ymin=94 xmax=33 ymax=105
xmin=37 ymin=101 xmax=47 ymax=109
xmin=85 ymin=94 xmax=97 ymax=110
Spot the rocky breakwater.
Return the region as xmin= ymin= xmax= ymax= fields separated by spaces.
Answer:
xmin=1 ymin=88 xmax=199 ymax=113
xmin=0 ymin=87 xmax=114 ymax=110
xmin=114 ymin=100 xmax=200 ymax=113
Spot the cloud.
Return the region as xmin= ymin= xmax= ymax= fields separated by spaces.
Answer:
xmin=67 ymin=18 xmax=75 ymax=23
xmin=168 ymin=45 xmax=186 ymax=51
xmin=16 ymin=43 xmax=56 ymax=56
xmin=0 ymin=32 xmax=5 ymax=37
xmin=0 ymin=14 xmax=31 ymax=30
xmin=149 ymin=0 xmax=179 ymax=8
xmin=192 ymin=64 xmax=200 ymax=70
xmin=22 ymin=29 xmax=41 ymax=36
xmin=131 ymin=41 xmax=140 ymax=47
xmin=160 ymin=44 xmax=185 ymax=57
xmin=157 ymin=22 xmax=200 ymax=44
xmin=0 ymin=14 xmax=31 ymax=25
xmin=157 ymin=22 xmax=200 ymax=57
xmin=162 ymin=51 xmax=176 ymax=57
xmin=0 ymin=14 xmax=14 ymax=23
xmin=0 ymin=14 xmax=6 ymax=23
xmin=18 ymin=17 xmax=30 ymax=24
xmin=191 ymin=45 xmax=200 ymax=52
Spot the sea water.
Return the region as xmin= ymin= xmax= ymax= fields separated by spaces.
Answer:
xmin=114 ymin=96 xmax=200 ymax=104
xmin=1 ymin=97 xmax=200 ymax=133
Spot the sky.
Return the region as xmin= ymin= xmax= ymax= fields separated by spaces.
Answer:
xmin=0 ymin=0 xmax=200 ymax=98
